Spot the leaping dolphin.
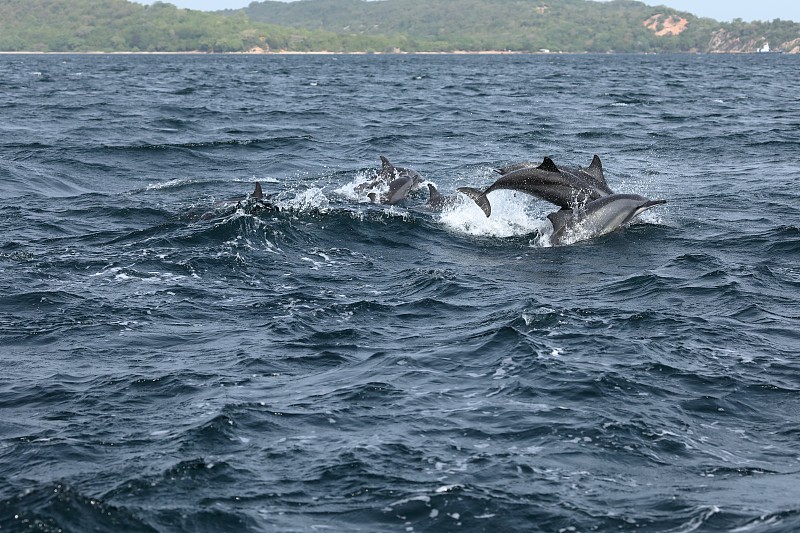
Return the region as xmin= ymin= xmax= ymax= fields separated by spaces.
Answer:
xmin=368 ymin=173 xmax=424 ymax=205
xmin=458 ymin=156 xmax=611 ymax=216
xmin=494 ymin=154 xmax=611 ymax=196
xmin=547 ymin=193 xmax=666 ymax=245
xmin=356 ymin=155 xmax=424 ymax=192
xmin=362 ymin=156 xmax=424 ymax=205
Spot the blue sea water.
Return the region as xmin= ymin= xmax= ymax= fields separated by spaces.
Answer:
xmin=1 ymin=52 xmax=799 ymax=532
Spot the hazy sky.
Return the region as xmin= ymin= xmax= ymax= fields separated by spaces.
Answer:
xmin=136 ymin=0 xmax=800 ymax=23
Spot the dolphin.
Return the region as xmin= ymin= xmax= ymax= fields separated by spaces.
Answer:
xmin=458 ymin=156 xmax=611 ymax=216
xmin=495 ymin=155 xmax=611 ymax=195
xmin=547 ymin=193 xmax=666 ymax=245
xmin=237 ymin=181 xmax=278 ymax=214
xmin=356 ymin=155 xmax=424 ymax=192
xmin=425 ymin=183 xmax=462 ymax=211
xmin=368 ymin=173 xmax=424 ymax=205
xmin=493 ymin=161 xmax=538 ymax=175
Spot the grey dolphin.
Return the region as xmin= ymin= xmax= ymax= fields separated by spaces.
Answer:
xmin=238 ymin=181 xmax=278 ymax=214
xmin=458 ymin=156 xmax=611 ymax=216
xmin=367 ymin=174 xmax=424 ymax=205
xmin=356 ymin=155 xmax=423 ymax=191
xmin=362 ymin=156 xmax=424 ymax=205
xmin=547 ymin=193 xmax=666 ymax=245
xmin=425 ymin=183 xmax=461 ymax=211
xmin=495 ymin=154 xmax=610 ymax=193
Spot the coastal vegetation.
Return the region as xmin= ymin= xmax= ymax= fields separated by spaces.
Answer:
xmin=0 ymin=0 xmax=798 ymax=53
xmin=0 ymin=0 xmax=368 ymax=53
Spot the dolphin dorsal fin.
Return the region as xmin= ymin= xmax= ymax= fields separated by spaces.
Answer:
xmin=538 ymin=157 xmax=560 ymax=173
xmin=547 ymin=208 xmax=573 ymax=233
xmin=252 ymin=182 xmax=263 ymax=199
xmin=587 ymin=155 xmax=606 ymax=182
xmin=427 ymin=183 xmax=442 ymax=201
xmin=379 ymin=155 xmax=396 ymax=177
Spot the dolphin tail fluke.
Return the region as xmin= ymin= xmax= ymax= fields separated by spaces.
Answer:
xmin=252 ymin=182 xmax=263 ymax=199
xmin=457 ymin=187 xmax=492 ymax=217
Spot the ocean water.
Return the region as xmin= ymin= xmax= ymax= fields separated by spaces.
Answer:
xmin=1 ymin=52 xmax=799 ymax=532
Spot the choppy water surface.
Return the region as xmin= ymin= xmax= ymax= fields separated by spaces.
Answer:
xmin=1 ymin=53 xmax=799 ymax=532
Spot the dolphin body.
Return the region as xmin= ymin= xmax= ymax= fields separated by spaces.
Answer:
xmin=458 ymin=156 xmax=612 ymax=217
xmin=546 ymin=193 xmax=666 ymax=245
xmin=425 ymin=183 xmax=462 ymax=211
xmin=237 ymin=181 xmax=278 ymax=214
xmin=495 ymin=154 xmax=610 ymax=191
xmin=368 ymin=174 xmax=423 ymax=205
xmin=357 ymin=155 xmax=424 ymax=192
xmin=364 ymin=156 xmax=424 ymax=205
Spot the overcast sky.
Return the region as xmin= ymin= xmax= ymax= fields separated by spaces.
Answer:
xmin=136 ymin=0 xmax=800 ymax=23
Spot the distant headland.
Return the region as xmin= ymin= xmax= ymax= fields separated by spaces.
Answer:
xmin=1 ymin=0 xmax=798 ymax=54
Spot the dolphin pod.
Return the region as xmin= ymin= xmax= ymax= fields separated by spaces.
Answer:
xmin=456 ymin=154 xmax=665 ymax=244
xmin=246 ymin=153 xmax=665 ymax=245
xmin=457 ymin=155 xmax=613 ymax=215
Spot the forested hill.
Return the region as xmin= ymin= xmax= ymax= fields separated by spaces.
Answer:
xmin=0 ymin=0 xmax=798 ymax=53
xmin=0 ymin=0 xmax=397 ymax=53
xmin=240 ymin=0 xmax=800 ymax=53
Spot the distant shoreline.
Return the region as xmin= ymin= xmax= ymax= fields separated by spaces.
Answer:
xmin=0 ymin=50 xmax=793 ymax=55
xmin=1 ymin=50 xmax=546 ymax=55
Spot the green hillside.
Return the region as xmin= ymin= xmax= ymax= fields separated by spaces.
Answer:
xmin=0 ymin=0 xmax=404 ymax=53
xmin=241 ymin=0 xmax=800 ymax=53
xmin=0 ymin=0 xmax=798 ymax=53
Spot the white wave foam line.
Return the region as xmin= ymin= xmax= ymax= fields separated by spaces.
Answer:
xmin=145 ymin=177 xmax=197 ymax=191
xmin=439 ymin=190 xmax=553 ymax=241
xmin=91 ymin=265 xmax=191 ymax=284
xmin=232 ymin=175 xmax=278 ymax=185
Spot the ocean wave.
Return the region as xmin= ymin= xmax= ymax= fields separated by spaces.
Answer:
xmin=0 ymin=482 xmax=154 ymax=532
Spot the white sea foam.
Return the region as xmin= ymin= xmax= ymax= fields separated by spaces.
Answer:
xmin=383 ymin=494 xmax=431 ymax=511
xmin=331 ymin=170 xmax=382 ymax=203
xmin=282 ymin=187 xmax=330 ymax=212
xmin=145 ymin=177 xmax=197 ymax=190
xmin=439 ymin=190 xmax=553 ymax=241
